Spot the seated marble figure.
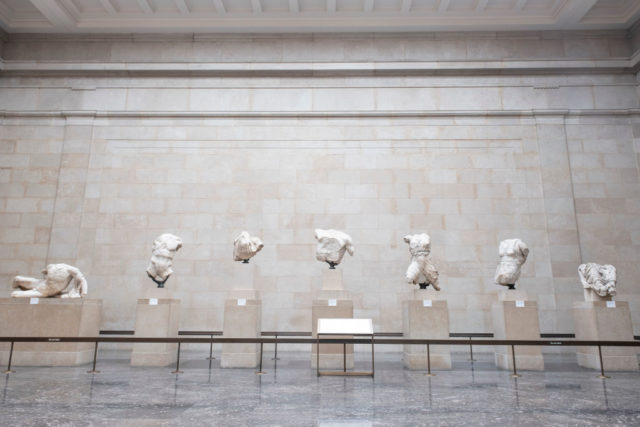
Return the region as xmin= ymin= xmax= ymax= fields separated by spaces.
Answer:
xmin=578 ymin=262 xmax=616 ymax=298
xmin=11 ymin=263 xmax=88 ymax=298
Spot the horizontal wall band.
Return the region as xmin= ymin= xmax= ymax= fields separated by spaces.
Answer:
xmin=2 ymin=108 xmax=640 ymax=120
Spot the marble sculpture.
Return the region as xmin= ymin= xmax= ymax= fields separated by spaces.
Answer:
xmin=233 ymin=231 xmax=264 ymax=263
xmin=314 ymin=229 xmax=354 ymax=268
xmin=494 ymin=238 xmax=529 ymax=289
xmin=146 ymin=233 xmax=183 ymax=288
xmin=578 ymin=263 xmax=617 ymax=298
xmin=404 ymin=233 xmax=440 ymax=290
xmin=11 ymin=263 xmax=88 ymax=298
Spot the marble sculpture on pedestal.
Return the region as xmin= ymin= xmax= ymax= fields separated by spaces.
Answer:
xmin=314 ymin=229 xmax=354 ymax=268
xmin=233 ymin=231 xmax=264 ymax=263
xmin=578 ymin=263 xmax=616 ymax=298
xmin=11 ymin=263 xmax=88 ymax=298
xmin=146 ymin=233 xmax=183 ymax=288
xmin=494 ymin=238 xmax=529 ymax=289
xmin=404 ymin=233 xmax=440 ymax=290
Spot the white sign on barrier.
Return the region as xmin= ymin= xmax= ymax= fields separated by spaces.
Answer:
xmin=606 ymin=301 xmax=616 ymax=308
xmin=423 ymin=299 xmax=432 ymax=307
xmin=30 ymin=298 xmax=39 ymax=305
xmin=515 ymin=300 xmax=525 ymax=308
xmin=149 ymin=298 xmax=158 ymax=305
xmin=328 ymin=299 xmax=337 ymax=306
xmin=237 ymin=298 xmax=247 ymax=306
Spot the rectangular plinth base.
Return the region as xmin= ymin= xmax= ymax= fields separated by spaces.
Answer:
xmin=402 ymin=298 xmax=451 ymax=370
xmin=131 ymin=298 xmax=180 ymax=367
xmin=403 ymin=351 xmax=451 ymax=370
xmin=311 ymin=298 xmax=354 ymax=369
xmin=573 ymin=301 xmax=638 ymax=371
xmin=0 ymin=298 xmax=101 ymax=366
xmin=492 ymin=299 xmax=544 ymax=371
xmin=221 ymin=296 xmax=261 ymax=368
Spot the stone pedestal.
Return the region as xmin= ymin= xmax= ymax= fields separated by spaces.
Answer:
xmin=492 ymin=290 xmax=544 ymax=371
xmin=311 ymin=268 xmax=354 ymax=369
xmin=0 ymin=298 xmax=102 ymax=366
xmin=130 ymin=295 xmax=180 ymax=367
xmin=403 ymin=289 xmax=451 ymax=370
xmin=221 ymin=263 xmax=262 ymax=368
xmin=573 ymin=299 xmax=638 ymax=371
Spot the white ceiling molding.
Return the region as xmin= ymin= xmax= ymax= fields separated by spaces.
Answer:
xmin=0 ymin=0 xmax=637 ymax=33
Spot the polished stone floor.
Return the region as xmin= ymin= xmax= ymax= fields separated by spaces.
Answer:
xmin=1 ymin=349 xmax=639 ymax=426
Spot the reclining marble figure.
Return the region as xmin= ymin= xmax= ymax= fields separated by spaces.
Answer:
xmin=233 ymin=231 xmax=264 ymax=263
xmin=494 ymin=238 xmax=529 ymax=289
xmin=146 ymin=233 xmax=183 ymax=287
xmin=404 ymin=233 xmax=440 ymax=290
xmin=578 ymin=263 xmax=616 ymax=298
xmin=314 ymin=229 xmax=354 ymax=269
xmin=11 ymin=263 xmax=88 ymax=298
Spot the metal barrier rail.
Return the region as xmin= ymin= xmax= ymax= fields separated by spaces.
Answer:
xmin=1 ymin=336 xmax=638 ymax=379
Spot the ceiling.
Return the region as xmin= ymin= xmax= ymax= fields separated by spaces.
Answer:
xmin=0 ymin=0 xmax=639 ymax=33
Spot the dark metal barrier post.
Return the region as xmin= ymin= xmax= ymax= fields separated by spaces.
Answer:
xmin=316 ymin=337 xmax=320 ymax=377
xmin=468 ymin=337 xmax=475 ymax=362
xmin=511 ymin=344 xmax=520 ymax=378
xmin=206 ymin=334 xmax=215 ymax=360
xmin=597 ymin=345 xmax=610 ymax=379
xmin=272 ymin=334 xmax=279 ymax=361
xmin=256 ymin=342 xmax=265 ymax=375
xmin=3 ymin=341 xmax=15 ymax=374
xmin=87 ymin=341 xmax=100 ymax=373
xmin=343 ymin=343 xmax=346 ymax=372
xmin=171 ymin=342 xmax=183 ymax=374
xmin=371 ymin=335 xmax=375 ymax=377
xmin=425 ymin=343 xmax=435 ymax=377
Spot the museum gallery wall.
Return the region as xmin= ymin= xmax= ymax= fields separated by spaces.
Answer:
xmin=1 ymin=30 xmax=640 ymax=346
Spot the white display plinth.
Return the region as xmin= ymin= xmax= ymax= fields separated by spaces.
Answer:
xmin=403 ymin=289 xmax=451 ymax=370
xmin=221 ymin=263 xmax=262 ymax=368
xmin=311 ymin=268 xmax=354 ymax=369
xmin=131 ymin=294 xmax=180 ymax=367
xmin=573 ymin=298 xmax=638 ymax=371
xmin=0 ymin=298 xmax=101 ymax=366
xmin=317 ymin=318 xmax=374 ymax=376
xmin=492 ymin=290 xmax=544 ymax=371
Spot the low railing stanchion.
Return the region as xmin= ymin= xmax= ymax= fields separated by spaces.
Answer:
xmin=343 ymin=343 xmax=346 ymax=372
xmin=87 ymin=341 xmax=100 ymax=374
xmin=510 ymin=344 xmax=520 ymax=378
xmin=468 ymin=337 xmax=475 ymax=362
xmin=425 ymin=343 xmax=435 ymax=377
xmin=256 ymin=342 xmax=265 ymax=375
xmin=171 ymin=342 xmax=183 ymax=374
xmin=272 ymin=334 xmax=280 ymax=361
xmin=206 ymin=334 xmax=215 ymax=360
xmin=3 ymin=341 xmax=15 ymax=374
xmin=597 ymin=345 xmax=610 ymax=379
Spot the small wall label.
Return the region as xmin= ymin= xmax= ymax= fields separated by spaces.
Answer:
xmin=237 ymin=298 xmax=246 ymax=306
xmin=606 ymin=301 xmax=616 ymax=308
xmin=515 ymin=300 xmax=525 ymax=308
xmin=423 ymin=299 xmax=432 ymax=307
xmin=149 ymin=298 xmax=158 ymax=305
xmin=30 ymin=298 xmax=39 ymax=305
xmin=328 ymin=299 xmax=337 ymax=306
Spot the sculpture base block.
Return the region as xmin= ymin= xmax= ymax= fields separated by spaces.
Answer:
xmin=492 ymin=298 xmax=544 ymax=371
xmin=573 ymin=301 xmax=638 ymax=371
xmin=131 ymin=298 xmax=180 ymax=367
xmin=402 ymin=297 xmax=451 ymax=370
xmin=0 ymin=298 xmax=101 ymax=366
xmin=221 ymin=293 xmax=261 ymax=368
xmin=311 ymin=296 xmax=354 ymax=369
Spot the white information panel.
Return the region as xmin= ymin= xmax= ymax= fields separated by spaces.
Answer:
xmin=328 ymin=299 xmax=337 ymax=307
xmin=317 ymin=318 xmax=373 ymax=335
xmin=423 ymin=299 xmax=432 ymax=307
xmin=606 ymin=301 xmax=616 ymax=308
xmin=515 ymin=300 xmax=525 ymax=308
xmin=149 ymin=298 xmax=158 ymax=305
xmin=237 ymin=298 xmax=247 ymax=306
xmin=29 ymin=297 xmax=39 ymax=305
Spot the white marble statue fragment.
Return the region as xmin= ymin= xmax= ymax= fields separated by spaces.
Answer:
xmin=404 ymin=233 xmax=440 ymax=290
xmin=314 ymin=229 xmax=354 ymax=269
xmin=146 ymin=233 xmax=183 ymax=288
xmin=494 ymin=238 xmax=529 ymax=289
xmin=578 ymin=263 xmax=616 ymax=298
xmin=11 ymin=263 xmax=88 ymax=298
xmin=233 ymin=231 xmax=264 ymax=263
